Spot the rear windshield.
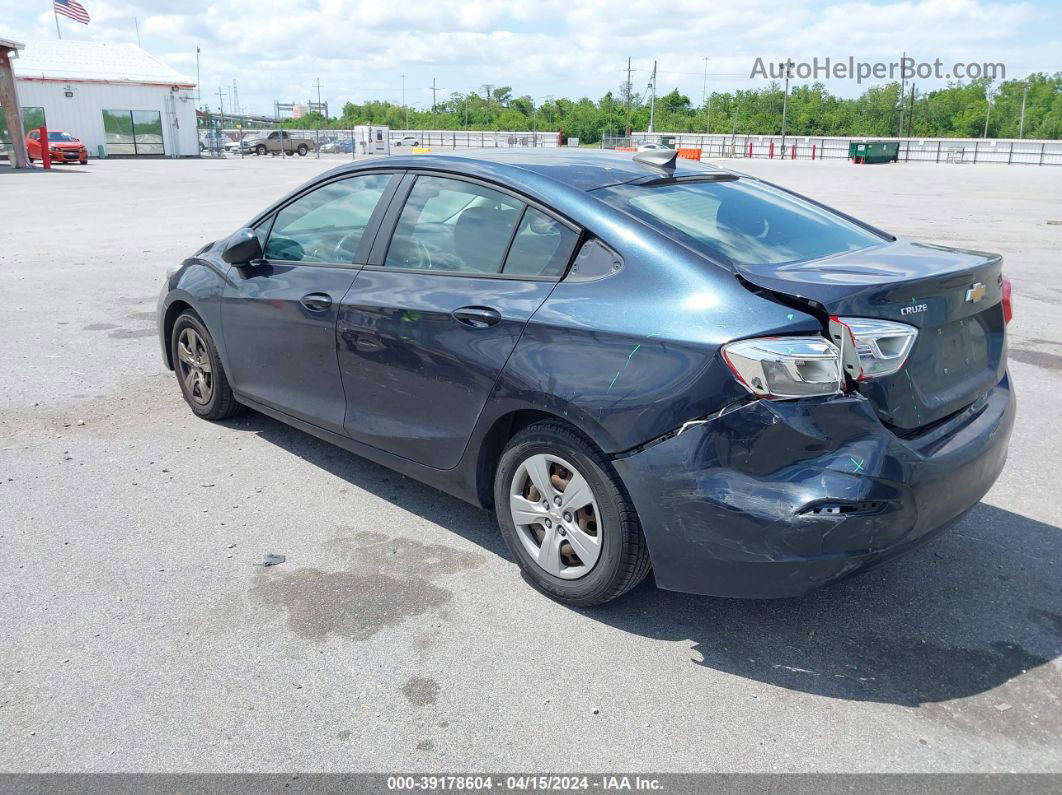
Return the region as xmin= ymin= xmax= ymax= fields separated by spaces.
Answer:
xmin=593 ymin=177 xmax=884 ymax=267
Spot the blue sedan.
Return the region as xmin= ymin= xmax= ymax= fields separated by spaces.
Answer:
xmin=158 ymin=149 xmax=1014 ymax=605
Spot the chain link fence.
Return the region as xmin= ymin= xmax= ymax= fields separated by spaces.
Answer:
xmin=194 ymin=127 xmax=561 ymax=160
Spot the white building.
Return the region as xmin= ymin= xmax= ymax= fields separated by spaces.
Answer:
xmin=11 ymin=39 xmax=197 ymax=158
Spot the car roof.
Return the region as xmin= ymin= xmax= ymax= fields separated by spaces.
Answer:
xmin=365 ymin=148 xmax=731 ymax=191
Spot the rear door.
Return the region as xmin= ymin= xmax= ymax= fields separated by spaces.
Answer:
xmin=337 ymin=173 xmax=580 ymax=469
xmin=221 ymin=171 xmax=400 ymax=433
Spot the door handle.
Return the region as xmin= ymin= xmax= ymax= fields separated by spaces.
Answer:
xmin=300 ymin=292 xmax=333 ymax=312
xmin=452 ymin=306 xmax=502 ymax=328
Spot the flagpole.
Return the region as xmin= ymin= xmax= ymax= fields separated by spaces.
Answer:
xmin=53 ymin=3 xmax=63 ymax=39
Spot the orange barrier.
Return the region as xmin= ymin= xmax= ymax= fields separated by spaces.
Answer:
xmin=615 ymin=146 xmax=637 ymax=152
xmin=676 ymin=148 xmax=701 ymax=160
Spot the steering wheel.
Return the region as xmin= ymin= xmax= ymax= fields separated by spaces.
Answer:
xmin=332 ymin=231 xmax=362 ymax=263
xmin=415 ymin=238 xmax=434 ymax=270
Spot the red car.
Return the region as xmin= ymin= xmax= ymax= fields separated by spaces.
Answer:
xmin=26 ymin=130 xmax=89 ymax=164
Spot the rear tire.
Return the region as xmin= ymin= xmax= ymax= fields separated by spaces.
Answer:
xmin=493 ymin=421 xmax=651 ymax=606
xmin=296 ymin=144 xmax=308 ymax=156
xmin=171 ymin=311 xmax=243 ymax=421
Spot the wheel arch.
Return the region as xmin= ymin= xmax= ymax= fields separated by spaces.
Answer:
xmin=472 ymin=407 xmax=609 ymax=509
xmin=161 ymin=299 xmax=198 ymax=369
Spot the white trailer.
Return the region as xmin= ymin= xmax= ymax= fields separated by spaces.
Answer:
xmin=354 ymin=125 xmax=389 ymax=155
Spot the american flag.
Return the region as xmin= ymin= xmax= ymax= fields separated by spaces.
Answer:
xmin=54 ymin=0 xmax=91 ymax=25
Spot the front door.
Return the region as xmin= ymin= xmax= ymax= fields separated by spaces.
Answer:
xmin=338 ymin=173 xmax=580 ymax=469
xmin=222 ymin=171 xmax=399 ymax=433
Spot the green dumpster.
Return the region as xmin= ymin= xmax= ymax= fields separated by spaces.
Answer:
xmin=849 ymin=140 xmax=899 ymax=163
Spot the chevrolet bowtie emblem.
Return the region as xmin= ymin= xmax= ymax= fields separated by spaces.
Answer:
xmin=965 ymin=282 xmax=987 ymax=303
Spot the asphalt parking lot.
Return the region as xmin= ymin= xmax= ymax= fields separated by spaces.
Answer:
xmin=1 ymin=153 xmax=1060 ymax=773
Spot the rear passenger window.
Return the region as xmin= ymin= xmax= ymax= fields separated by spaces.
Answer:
xmin=385 ymin=176 xmax=521 ymax=274
xmin=503 ymin=207 xmax=579 ymax=278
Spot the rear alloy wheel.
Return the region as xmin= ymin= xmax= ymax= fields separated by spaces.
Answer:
xmin=494 ymin=422 xmax=651 ymax=606
xmin=171 ymin=312 xmax=242 ymax=421
xmin=510 ymin=453 xmax=603 ymax=578
xmin=296 ymin=144 xmax=308 ymax=156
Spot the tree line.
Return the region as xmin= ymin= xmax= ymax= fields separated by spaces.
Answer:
xmin=275 ymin=75 xmax=1062 ymax=143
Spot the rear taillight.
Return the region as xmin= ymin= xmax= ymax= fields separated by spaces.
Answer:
xmin=1001 ymin=276 xmax=1013 ymax=324
xmin=829 ymin=317 xmax=918 ymax=380
xmin=722 ymin=337 xmax=842 ymax=399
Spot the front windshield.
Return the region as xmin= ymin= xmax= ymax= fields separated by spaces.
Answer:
xmin=48 ymin=132 xmax=77 ymax=142
xmin=594 ymin=177 xmax=884 ymax=267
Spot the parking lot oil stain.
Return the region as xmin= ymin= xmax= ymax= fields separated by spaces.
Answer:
xmin=402 ymin=677 xmax=441 ymax=706
xmin=1008 ymin=347 xmax=1062 ymax=371
xmin=336 ymin=729 xmax=352 ymax=741
xmin=251 ymin=530 xmax=484 ymax=642
xmin=108 ymin=328 xmax=157 ymax=339
xmin=252 ymin=567 xmax=452 ymax=642
xmin=83 ymin=323 xmax=118 ymax=331
xmin=416 ymin=739 xmax=436 ymax=752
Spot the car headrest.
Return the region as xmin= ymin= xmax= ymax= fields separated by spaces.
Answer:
xmin=454 ymin=206 xmax=514 ymax=272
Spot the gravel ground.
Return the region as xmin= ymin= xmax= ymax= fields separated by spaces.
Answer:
xmin=1 ymin=154 xmax=1060 ymax=773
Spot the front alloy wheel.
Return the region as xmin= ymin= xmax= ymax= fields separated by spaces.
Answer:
xmin=176 ymin=326 xmax=213 ymax=406
xmin=170 ymin=311 xmax=242 ymax=421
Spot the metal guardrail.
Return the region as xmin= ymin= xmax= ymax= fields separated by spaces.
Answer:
xmin=609 ymin=133 xmax=1062 ymax=166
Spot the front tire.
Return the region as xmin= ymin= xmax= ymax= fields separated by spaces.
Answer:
xmin=494 ymin=421 xmax=651 ymax=606
xmin=171 ymin=311 xmax=242 ymax=421
xmin=255 ymin=144 xmax=267 ymax=156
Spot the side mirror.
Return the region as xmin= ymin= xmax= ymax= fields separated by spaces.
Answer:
xmin=221 ymin=228 xmax=264 ymax=265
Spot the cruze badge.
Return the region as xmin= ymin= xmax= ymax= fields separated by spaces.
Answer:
xmin=901 ymin=303 xmax=927 ymax=316
xmin=965 ymin=282 xmax=987 ymax=303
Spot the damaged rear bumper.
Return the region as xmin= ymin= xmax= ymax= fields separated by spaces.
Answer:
xmin=612 ymin=373 xmax=1015 ymax=598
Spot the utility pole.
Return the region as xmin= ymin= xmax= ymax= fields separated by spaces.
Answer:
xmin=780 ymin=59 xmax=792 ymax=153
xmin=430 ymin=77 xmax=437 ymax=128
xmin=195 ymin=46 xmax=201 ymax=109
xmin=216 ymin=87 xmax=225 ymax=130
xmin=314 ymin=77 xmax=323 ymax=158
xmin=624 ymin=58 xmax=635 ymax=137
xmin=134 ymin=17 xmax=141 ymax=47
xmin=401 ymin=74 xmax=407 ymax=130
xmin=983 ymin=87 xmax=992 ymax=139
xmin=233 ymin=79 xmax=240 ymax=116
xmin=907 ymin=83 xmax=915 ymax=137
xmin=1019 ymin=81 xmax=1028 ymax=138
xmin=898 ymin=51 xmax=906 ymax=137
xmin=702 ymin=56 xmax=710 ymax=133
xmin=647 ymin=60 xmax=657 ymax=134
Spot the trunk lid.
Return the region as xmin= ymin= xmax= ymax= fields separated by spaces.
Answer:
xmin=736 ymin=238 xmax=1007 ymax=433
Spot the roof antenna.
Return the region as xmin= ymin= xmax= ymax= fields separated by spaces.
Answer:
xmin=633 ymin=147 xmax=677 ymax=171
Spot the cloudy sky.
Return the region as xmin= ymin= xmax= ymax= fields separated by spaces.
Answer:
xmin=1 ymin=0 xmax=1058 ymax=116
